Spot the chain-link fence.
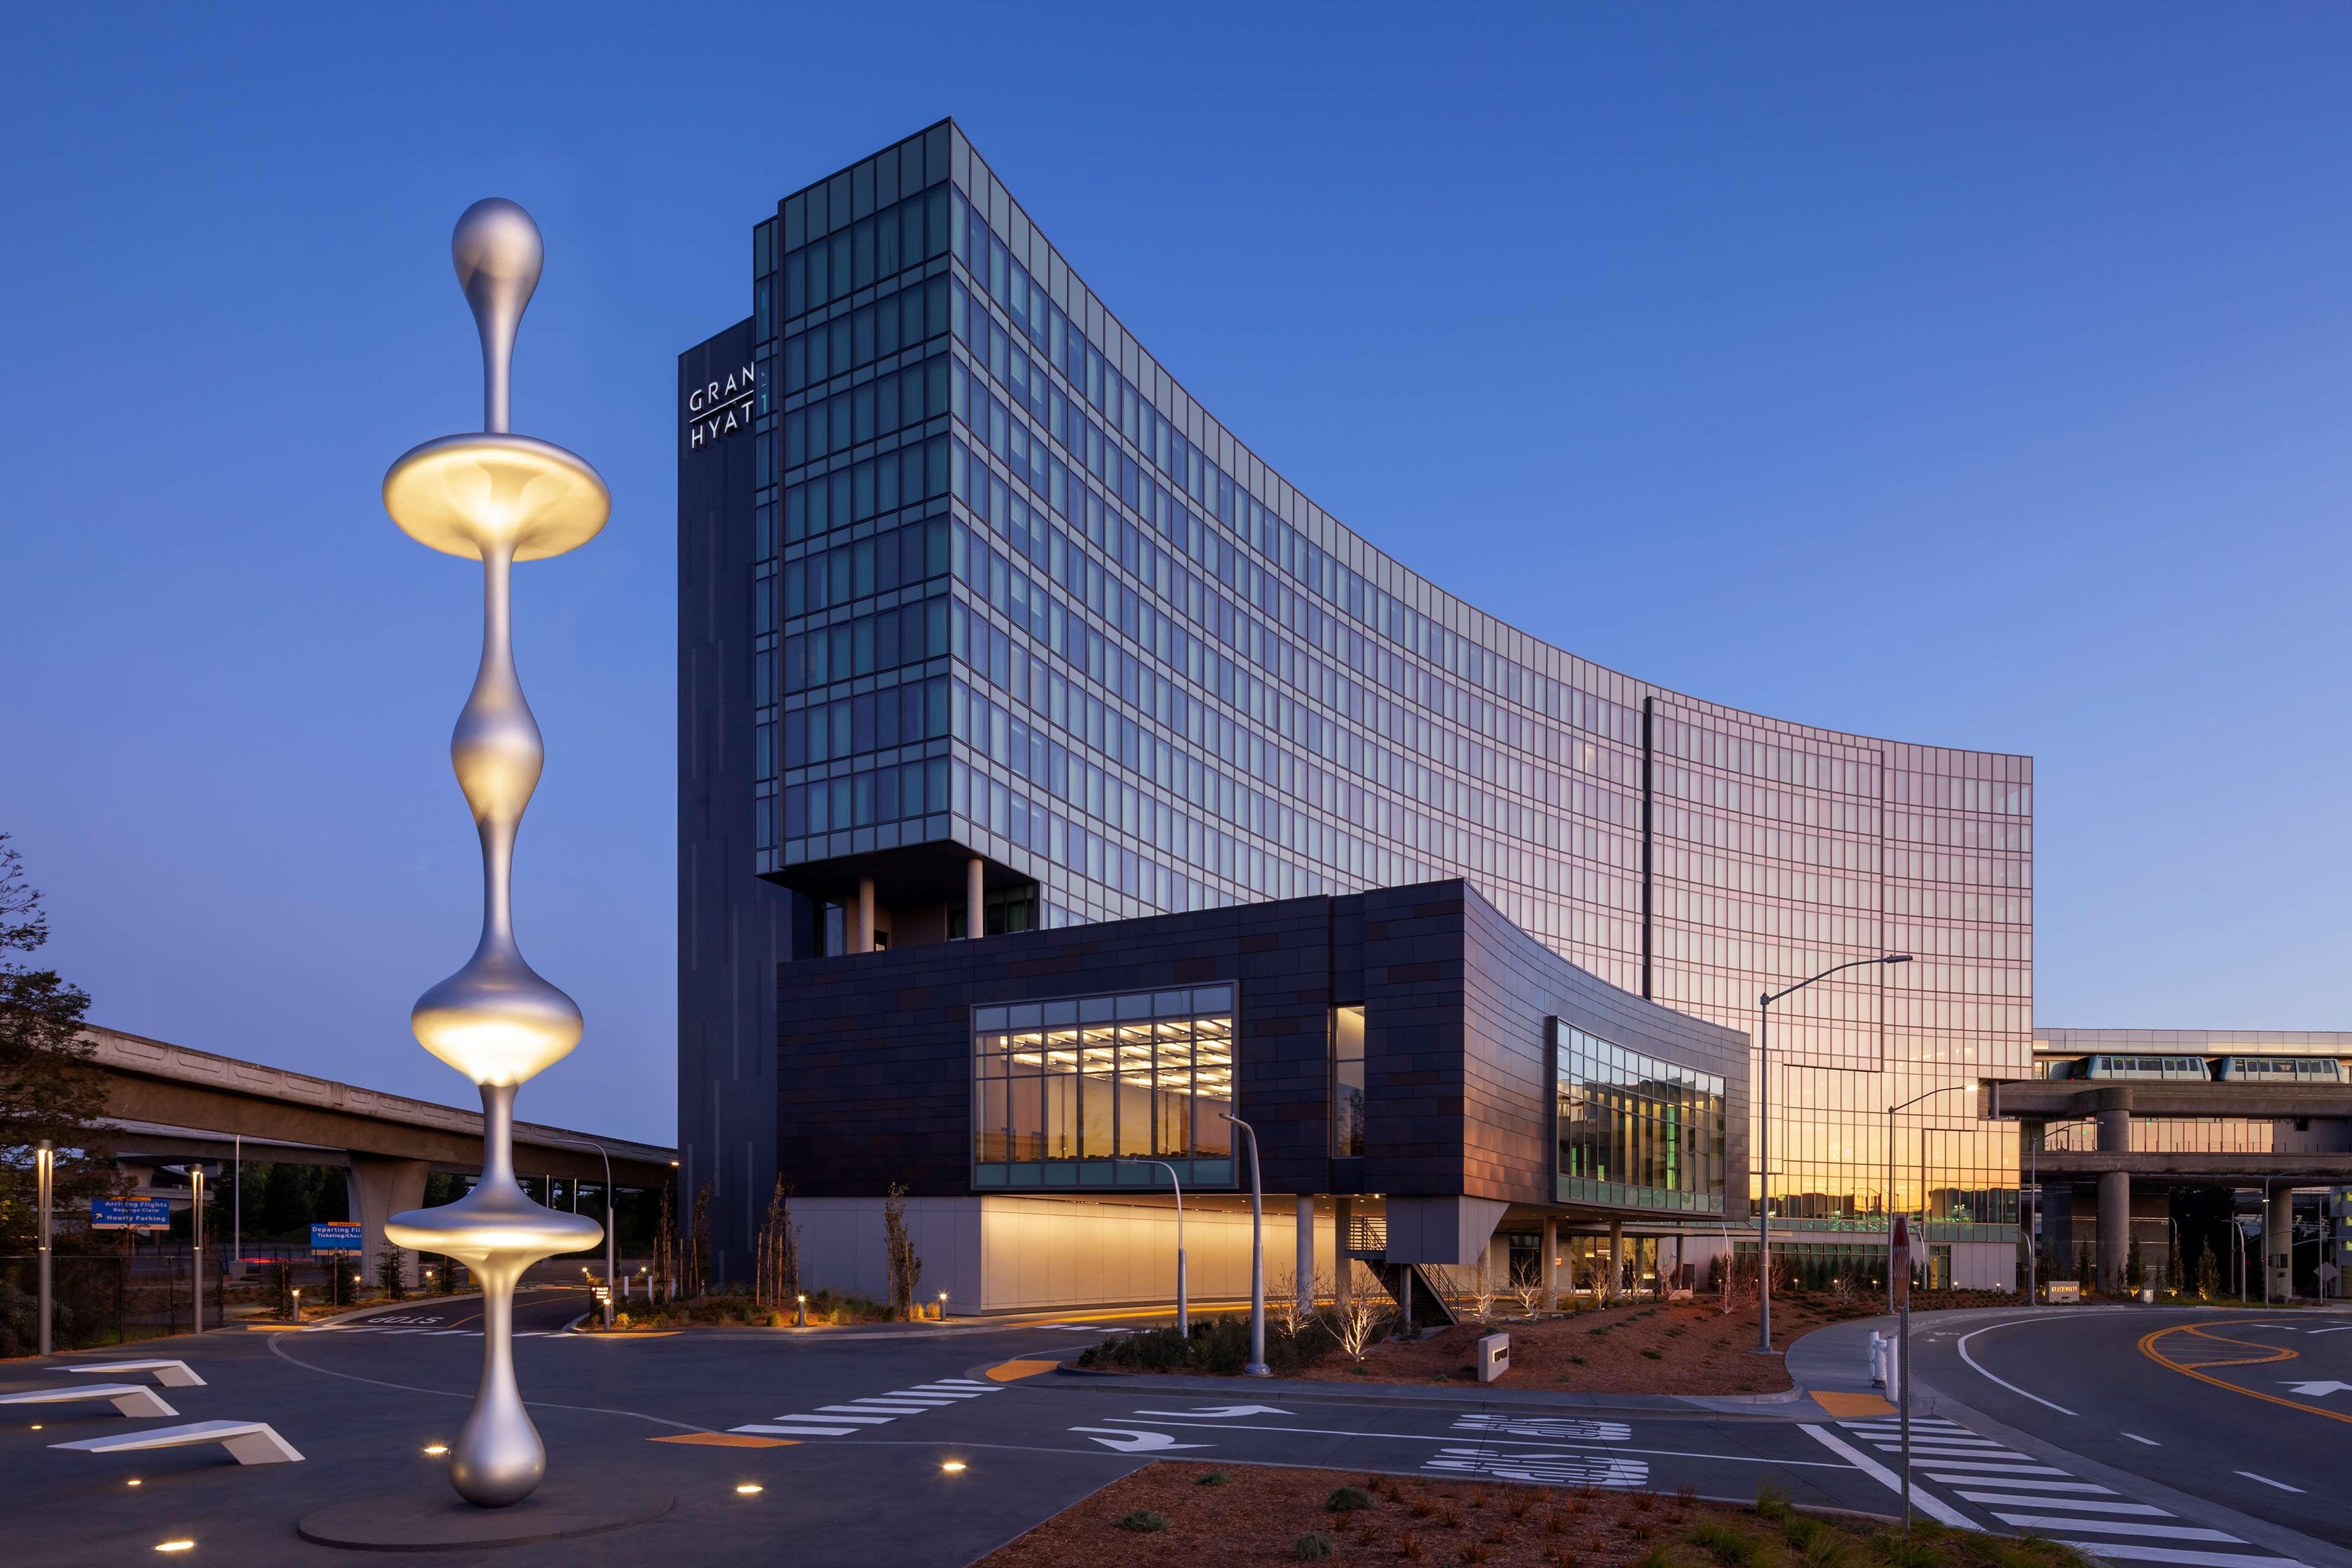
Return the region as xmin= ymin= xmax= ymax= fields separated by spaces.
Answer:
xmin=0 ymin=1253 xmax=230 ymax=1355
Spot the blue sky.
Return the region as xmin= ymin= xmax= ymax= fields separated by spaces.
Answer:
xmin=4 ymin=8 xmax=2348 ymax=1143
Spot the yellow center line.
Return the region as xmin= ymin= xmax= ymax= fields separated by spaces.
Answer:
xmin=2138 ymin=1320 xmax=2352 ymax=1427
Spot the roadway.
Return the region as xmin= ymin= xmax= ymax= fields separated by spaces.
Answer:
xmin=1907 ymin=1305 xmax=2352 ymax=1561
xmin=7 ymin=1296 xmax=2350 ymax=1567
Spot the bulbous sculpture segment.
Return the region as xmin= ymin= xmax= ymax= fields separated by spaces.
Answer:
xmin=451 ymin=198 xmax=543 ymax=437
xmin=410 ymin=942 xmax=583 ymax=1087
xmin=388 ymin=1084 xmax=599 ymax=1508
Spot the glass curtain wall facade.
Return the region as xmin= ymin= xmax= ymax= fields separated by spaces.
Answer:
xmin=742 ymin=121 xmax=2030 ymax=1239
xmin=1554 ymin=1020 xmax=1727 ymax=1213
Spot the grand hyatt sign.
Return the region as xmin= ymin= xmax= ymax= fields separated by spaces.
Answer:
xmin=687 ymin=364 xmax=754 ymax=448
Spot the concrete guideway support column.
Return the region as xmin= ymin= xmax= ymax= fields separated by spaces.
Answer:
xmin=2094 ymin=1089 xmax=2132 ymax=1294
xmin=2265 ymin=1186 xmax=2294 ymax=1302
xmin=348 ymin=1153 xmax=430 ymax=1291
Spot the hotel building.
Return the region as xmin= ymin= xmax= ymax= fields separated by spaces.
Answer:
xmin=678 ymin=121 xmax=2032 ymax=1309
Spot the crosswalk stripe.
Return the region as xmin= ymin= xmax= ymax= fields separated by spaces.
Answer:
xmin=932 ymin=1379 xmax=994 ymax=1386
xmin=731 ymin=1423 xmax=861 ymax=1438
xmin=1931 ymin=1477 xmax=2113 ymax=1494
xmin=1959 ymin=1496 xmax=2171 ymax=1516
xmin=900 ymin=1387 xmax=993 ymax=1398
xmin=875 ymin=1393 xmax=965 ymax=1403
xmin=2004 ymin=1520 xmax=2240 ymax=1544
xmin=1861 ymin=1434 xmax=2005 ymax=1447
xmin=2054 ymin=1547 xmax=2309 ymax=1568
xmin=1841 ymin=1419 xmax=1961 ymax=1431
xmin=1904 ymin=1458 xmax=2067 ymax=1474
xmin=838 ymin=1401 xmax=937 ymax=1412
xmin=777 ymin=1412 xmax=894 ymax=1425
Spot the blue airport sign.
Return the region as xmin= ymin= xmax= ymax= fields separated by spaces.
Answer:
xmin=311 ymin=1223 xmax=364 ymax=1253
xmin=91 ymin=1197 xmax=172 ymax=1231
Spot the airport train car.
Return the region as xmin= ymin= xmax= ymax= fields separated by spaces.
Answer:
xmin=2048 ymin=1054 xmax=2215 ymax=1081
xmin=2213 ymin=1055 xmax=2346 ymax=1083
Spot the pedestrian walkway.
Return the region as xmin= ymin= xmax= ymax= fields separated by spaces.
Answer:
xmin=1817 ymin=1416 xmax=2315 ymax=1567
xmin=730 ymin=1378 xmax=1006 ymax=1439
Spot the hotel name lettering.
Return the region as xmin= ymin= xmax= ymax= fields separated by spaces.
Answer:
xmin=687 ymin=364 xmax=755 ymax=448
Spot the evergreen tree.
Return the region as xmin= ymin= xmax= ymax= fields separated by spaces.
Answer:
xmin=0 ymin=835 xmax=108 ymax=1248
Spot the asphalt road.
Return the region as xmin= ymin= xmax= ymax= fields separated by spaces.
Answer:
xmin=0 ymin=1294 xmax=1913 ymax=1567
xmin=10 ymin=1297 xmax=2348 ymax=1567
xmin=1910 ymin=1305 xmax=2352 ymax=1559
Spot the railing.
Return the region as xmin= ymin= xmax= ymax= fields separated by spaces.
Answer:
xmin=1343 ymin=1216 xmax=1386 ymax=1254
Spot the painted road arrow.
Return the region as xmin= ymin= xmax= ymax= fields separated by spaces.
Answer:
xmin=1068 ymin=1427 xmax=1212 ymax=1453
xmin=1126 ymin=1405 xmax=1294 ymax=1419
xmin=2278 ymin=1380 xmax=2352 ymax=1397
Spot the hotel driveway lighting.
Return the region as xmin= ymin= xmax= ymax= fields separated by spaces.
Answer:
xmin=1756 ymin=954 xmax=1911 ymax=1354
xmin=382 ymin=198 xmax=606 ymax=1508
xmin=1219 ymin=1113 xmax=1268 ymax=1377
xmin=1123 ymin=1155 xmax=1188 ymax=1335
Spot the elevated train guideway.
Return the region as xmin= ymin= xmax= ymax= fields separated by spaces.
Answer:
xmin=1986 ymin=1078 xmax=2352 ymax=1297
xmin=76 ymin=1025 xmax=674 ymax=1280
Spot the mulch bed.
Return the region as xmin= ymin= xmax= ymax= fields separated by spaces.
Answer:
xmin=974 ymin=1460 xmax=2089 ymax=1568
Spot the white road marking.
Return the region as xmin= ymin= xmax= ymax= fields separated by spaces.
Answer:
xmin=1128 ymin=1404 xmax=1295 ymax=1419
xmin=1901 ymin=1458 xmax=2070 ymax=1475
xmin=2004 ymin=1519 xmax=2240 ymax=1543
xmin=2304 ymin=1326 xmax=2352 ymax=1336
xmin=2054 ymin=1547 xmax=2316 ymax=1568
xmin=830 ymin=1402 xmax=935 ymax=1414
xmin=2278 ymin=1381 xmax=2352 ymax=1397
xmin=732 ymin=1423 xmax=861 ymax=1437
xmin=1796 ymin=1425 xmax=1975 ymax=1528
xmin=780 ymin=1412 xmax=894 ymax=1425
xmin=1956 ymin=1316 xmax=2081 ymax=1416
xmin=2122 ymin=1431 xmax=2162 ymax=1446
xmin=1958 ymin=1495 xmax=2169 ymax=1515
xmin=1450 ymin=1414 xmax=1632 ymax=1442
xmin=1423 ymin=1449 xmax=1648 ymax=1488
xmin=1931 ymin=1476 xmax=2113 ymax=1493
xmin=1068 ymin=1427 xmax=1209 ymax=1453
xmin=2233 ymin=1471 xmax=2305 ymax=1494
xmin=1110 ymin=1417 xmax=1855 ymax=1468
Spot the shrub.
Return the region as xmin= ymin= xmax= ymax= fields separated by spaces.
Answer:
xmin=1327 ymin=1486 xmax=1375 ymax=1512
xmin=1643 ymin=1348 xmax=1665 ymax=1360
xmin=1755 ymin=1485 xmax=1792 ymax=1522
xmin=1117 ymin=1510 xmax=1170 ymax=1533
xmin=1197 ymin=1470 xmax=1229 ymax=1486
xmin=1296 ymin=1534 xmax=1335 ymax=1561
xmin=1691 ymin=1521 xmax=1760 ymax=1568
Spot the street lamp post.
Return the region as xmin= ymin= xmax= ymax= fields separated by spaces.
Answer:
xmin=1757 ymin=954 xmax=1912 ymax=1355
xmin=549 ymin=1136 xmax=617 ymax=1329
xmin=35 ymin=1139 xmax=53 ymax=1357
xmin=1125 ymin=1156 xmax=1188 ymax=1335
xmin=1221 ymin=1113 xmax=1269 ymax=1377
xmin=1883 ymin=1084 xmax=1975 ymax=1313
xmin=190 ymin=1164 xmax=206 ymax=1335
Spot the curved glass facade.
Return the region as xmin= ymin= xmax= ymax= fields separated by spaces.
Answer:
xmin=741 ymin=121 xmax=2030 ymax=1236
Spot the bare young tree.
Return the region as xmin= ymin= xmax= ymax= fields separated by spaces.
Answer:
xmin=1467 ymin=1252 xmax=1498 ymax=1324
xmin=755 ymin=1176 xmax=801 ymax=1310
xmin=1509 ymin=1257 xmax=1547 ymax=1317
xmin=883 ymin=1182 xmax=922 ymax=1319
xmin=1332 ymin=1263 xmax=1392 ymax=1360
xmin=1268 ymin=1265 xmax=1330 ymax=1341
xmin=650 ymin=1188 xmax=677 ymax=1303
xmin=687 ymin=1182 xmax=712 ymax=1298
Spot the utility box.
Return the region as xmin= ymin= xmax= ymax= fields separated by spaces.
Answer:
xmin=1476 ymin=1332 xmax=1510 ymax=1384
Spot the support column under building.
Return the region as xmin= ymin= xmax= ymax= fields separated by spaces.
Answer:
xmin=2095 ymin=1094 xmax=2132 ymax=1295
xmin=2266 ymin=1187 xmax=2294 ymax=1302
xmin=1333 ymin=1197 xmax=1352 ymax=1317
xmin=1295 ymin=1195 xmax=1316 ymax=1314
xmin=1607 ymin=1218 xmax=1623 ymax=1303
xmin=855 ymin=876 xmax=876 ymax=954
xmin=965 ymin=857 xmax=984 ymax=940
xmin=1542 ymin=1215 xmax=1559 ymax=1311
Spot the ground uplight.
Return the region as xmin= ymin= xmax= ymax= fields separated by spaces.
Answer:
xmin=735 ymin=1483 xmax=764 ymax=1496
xmin=154 ymin=1542 xmax=195 ymax=1555
xmin=423 ymin=1444 xmax=449 ymax=1457
xmin=941 ymin=1461 xmax=968 ymax=1474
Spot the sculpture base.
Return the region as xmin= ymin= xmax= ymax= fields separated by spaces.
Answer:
xmin=297 ymin=1484 xmax=673 ymax=1551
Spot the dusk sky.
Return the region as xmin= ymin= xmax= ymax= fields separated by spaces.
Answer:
xmin=5 ymin=8 xmax=2348 ymax=1145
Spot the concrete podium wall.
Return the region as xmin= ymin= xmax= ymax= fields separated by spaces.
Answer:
xmin=790 ymin=1196 xmax=1335 ymax=1314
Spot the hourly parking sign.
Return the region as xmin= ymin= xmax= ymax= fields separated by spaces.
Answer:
xmin=91 ymin=1197 xmax=172 ymax=1230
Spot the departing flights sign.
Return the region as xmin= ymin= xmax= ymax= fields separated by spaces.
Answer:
xmin=91 ymin=1197 xmax=172 ymax=1231
xmin=311 ymin=1223 xmax=363 ymax=1254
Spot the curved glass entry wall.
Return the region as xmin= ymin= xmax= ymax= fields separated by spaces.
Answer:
xmin=1555 ymin=1020 xmax=1726 ymax=1213
xmin=748 ymin=122 xmax=2030 ymax=1236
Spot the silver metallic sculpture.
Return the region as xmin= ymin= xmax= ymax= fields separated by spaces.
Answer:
xmin=383 ymin=198 xmax=607 ymax=1507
